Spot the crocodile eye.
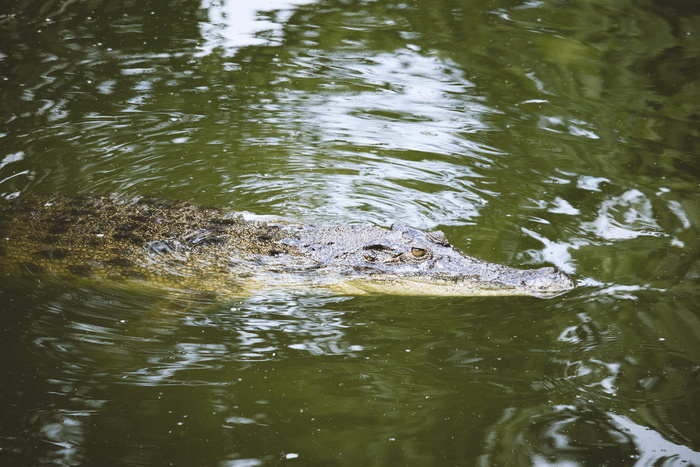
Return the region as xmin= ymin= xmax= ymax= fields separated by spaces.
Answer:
xmin=411 ymin=247 xmax=428 ymax=258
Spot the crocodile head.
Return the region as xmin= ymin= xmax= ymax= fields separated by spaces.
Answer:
xmin=281 ymin=223 xmax=574 ymax=298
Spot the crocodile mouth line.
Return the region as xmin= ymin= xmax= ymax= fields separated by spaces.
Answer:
xmin=336 ymin=274 xmax=574 ymax=298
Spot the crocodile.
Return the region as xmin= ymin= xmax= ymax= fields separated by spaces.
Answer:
xmin=0 ymin=193 xmax=574 ymax=298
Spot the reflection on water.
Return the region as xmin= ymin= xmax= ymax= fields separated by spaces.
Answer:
xmin=1 ymin=0 xmax=699 ymax=464
xmin=232 ymin=48 xmax=498 ymax=227
xmin=118 ymin=291 xmax=361 ymax=385
xmin=1 ymin=282 xmax=362 ymax=464
xmin=198 ymin=0 xmax=319 ymax=56
xmin=483 ymin=404 xmax=700 ymax=466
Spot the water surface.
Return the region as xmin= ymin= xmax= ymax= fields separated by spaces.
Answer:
xmin=1 ymin=0 xmax=699 ymax=465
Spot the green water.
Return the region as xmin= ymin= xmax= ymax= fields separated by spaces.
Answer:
xmin=1 ymin=0 xmax=699 ymax=465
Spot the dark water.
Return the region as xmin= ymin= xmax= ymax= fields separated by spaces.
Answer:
xmin=1 ymin=0 xmax=699 ymax=465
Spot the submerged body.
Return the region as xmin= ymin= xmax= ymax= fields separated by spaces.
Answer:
xmin=0 ymin=193 xmax=574 ymax=298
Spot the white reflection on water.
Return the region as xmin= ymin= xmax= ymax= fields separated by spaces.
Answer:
xmin=521 ymin=227 xmax=579 ymax=274
xmin=198 ymin=0 xmax=318 ymax=56
xmin=587 ymin=189 xmax=668 ymax=241
xmin=519 ymin=176 xmax=693 ymax=285
xmin=117 ymin=291 xmax=360 ymax=385
xmin=232 ymin=49 xmax=502 ymax=227
xmin=37 ymin=412 xmax=88 ymax=466
xmin=301 ymin=52 xmax=494 ymax=153
xmin=236 ymin=150 xmax=489 ymax=228
xmin=608 ymin=414 xmax=700 ymax=466
xmin=483 ymin=404 xmax=700 ymax=466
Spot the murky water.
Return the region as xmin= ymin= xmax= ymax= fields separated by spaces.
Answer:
xmin=1 ymin=0 xmax=699 ymax=465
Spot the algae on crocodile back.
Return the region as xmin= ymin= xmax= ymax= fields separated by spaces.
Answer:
xmin=0 ymin=193 xmax=296 ymax=294
xmin=0 ymin=193 xmax=574 ymax=298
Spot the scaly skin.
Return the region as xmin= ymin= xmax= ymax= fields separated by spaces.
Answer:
xmin=0 ymin=193 xmax=574 ymax=298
